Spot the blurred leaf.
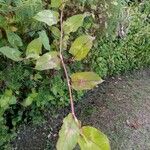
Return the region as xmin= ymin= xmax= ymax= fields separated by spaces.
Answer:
xmin=22 ymin=91 xmax=38 ymax=107
xmin=6 ymin=31 xmax=23 ymax=48
xmin=0 ymin=46 xmax=22 ymax=61
xmin=35 ymin=51 xmax=60 ymax=70
xmin=71 ymin=72 xmax=103 ymax=90
xmin=39 ymin=30 xmax=50 ymax=51
xmin=63 ymin=14 xmax=86 ymax=34
xmin=51 ymin=0 xmax=62 ymax=8
xmin=26 ymin=38 xmax=42 ymax=59
xmin=56 ymin=113 xmax=80 ymax=150
xmin=69 ymin=35 xmax=95 ymax=61
xmin=0 ymin=90 xmax=16 ymax=110
xmin=78 ymin=126 xmax=110 ymax=150
xmin=34 ymin=10 xmax=59 ymax=26
xmin=50 ymin=26 xmax=61 ymax=39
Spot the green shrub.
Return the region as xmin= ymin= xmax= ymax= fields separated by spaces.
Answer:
xmin=90 ymin=0 xmax=150 ymax=77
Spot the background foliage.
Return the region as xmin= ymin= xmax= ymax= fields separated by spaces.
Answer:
xmin=0 ymin=0 xmax=150 ymax=148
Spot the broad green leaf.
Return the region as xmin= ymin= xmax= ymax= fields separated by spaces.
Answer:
xmin=26 ymin=38 xmax=42 ymax=59
xmin=50 ymin=26 xmax=61 ymax=39
xmin=63 ymin=14 xmax=87 ymax=34
xmin=35 ymin=51 xmax=60 ymax=70
xmin=0 ymin=90 xmax=16 ymax=110
xmin=0 ymin=46 xmax=22 ymax=61
xmin=6 ymin=31 xmax=23 ymax=48
xmin=34 ymin=10 xmax=59 ymax=26
xmin=71 ymin=72 xmax=103 ymax=90
xmin=39 ymin=30 xmax=50 ymax=51
xmin=78 ymin=126 xmax=110 ymax=150
xmin=56 ymin=113 xmax=80 ymax=150
xmin=69 ymin=35 xmax=95 ymax=61
xmin=51 ymin=0 xmax=62 ymax=8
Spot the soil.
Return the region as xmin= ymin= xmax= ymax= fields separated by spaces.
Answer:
xmin=12 ymin=68 xmax=150 ymax=150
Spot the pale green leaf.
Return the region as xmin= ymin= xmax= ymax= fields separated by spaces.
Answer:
xmin=0 ymin=90 xmax=16 ymax=110
xmin=35 ymin=51 xmax=60 ymax=70
xmin=78 ymin=126 xmax=110 ymax=150
xmin=71 ymin=72 xmax=103 ymax=90
xmin=63 ymin=14 xmax=86 ymax=34
xmin=50 ymin=26 xmax=61 ymax=39
xmin=26 ymin=38 xmax=42 ymax=59
xmin=0 ymin=46 xmax=22 ymax=61
xmin=39 ymin=30 xmax=50 ymax=51
xmin=6 ymin=31 xmax=23 ymax=48
xmin=34 ymin=10 xmax=59 ymax=26
xmin=69 ymin=35 xmax=95 ymax=61
xmin=22 ymin=91 xmax=38 ymax=107
xmin=51 ymin=0 xmax=62 ymax=8
xmin=56 ymin=113 xmax=80 ymax=150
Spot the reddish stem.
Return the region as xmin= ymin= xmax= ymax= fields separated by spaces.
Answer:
xmin=59 ymin=7 xmax=76 ymax=118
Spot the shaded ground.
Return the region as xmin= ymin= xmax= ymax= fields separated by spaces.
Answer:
xmin=12 ymin=69 xmax=150 ymax=150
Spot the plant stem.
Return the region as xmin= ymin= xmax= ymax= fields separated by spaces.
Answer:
xmin=59 ymin=7 xmax=76 ymax=118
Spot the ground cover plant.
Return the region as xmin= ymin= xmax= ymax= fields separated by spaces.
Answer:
xmin=0 ymin=0 xmax=150 ymax=149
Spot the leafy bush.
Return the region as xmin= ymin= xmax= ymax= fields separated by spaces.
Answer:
xmin=90 ymin=0 xmax=150 ymax=77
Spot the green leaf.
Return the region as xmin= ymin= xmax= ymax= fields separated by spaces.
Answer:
xmin=63 ymin=14 xmax=87 ymax=34
xmin=71 ymin=72 xmax=103 ymax=90
xmin=69 ymin=35 xmax=95 ymax=61
xmin=35 ymin=51 xmax=60 ymax=70
xmin=51 ymin=0 xmax=62 ymax=8
xmin=56 ymin=113 xmax=80 ymax=150
xmin=78 ymin=126 xmax=110 ymax=150
xmin=34 ymin=10 xmax=59 ymax=26
xmin=39 ymin=30 xmax=50 ymax=51
xmin=6 ymin=31 xmax=23 ymax=48
xmin=26 ymin=38 xmax=42 ymax=59
xmin=0 ymin=90 xmax=16 ymax=110
xmin=0 ymin=46 xmax=22 ymax=61
xmin=22 ymin=91 xmax=38 ymax=107
xmin=50 ymin=26 xmax=61 ymax=39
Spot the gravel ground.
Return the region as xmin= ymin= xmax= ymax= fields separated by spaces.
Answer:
xmin=12 ymin=68 xmax=150 ymax=150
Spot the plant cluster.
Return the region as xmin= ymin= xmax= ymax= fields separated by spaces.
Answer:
xmin=0 ymin=0 xmax=149 ymax=149
xmin=90 ymin=0 xmax=150 ymax=77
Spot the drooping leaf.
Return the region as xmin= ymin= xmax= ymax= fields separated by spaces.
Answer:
xmin=78 ymin=126 xmax=110 ymax=150
xmin=0 ymin=46 xmax=22 ymax=61
xmin=51 ymin=0 xmax=62 ymax=8
xmin=56 ymin=113 xmax=80 ymax=150
xmin=50 ymin=26 xmax=61 ymax=39
xmin=6 ymin=31 xmax=23 ymax=48
xmin=69 ymin=35 xmax=95 ymax=61
xmin=35 ymin=51 xmax=60 ymax=70
xmin=39 ymin=30 xmax=50 ymax=51
xmin=34 ymin=10 xmax=59 ymax=26
xmin=26 ymin=38 xmax=42 ymax=59
xmin=71 ymin=72 xmax=103 ymax=90
xmin=63 ymin=14 xmax=87 ymax=34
